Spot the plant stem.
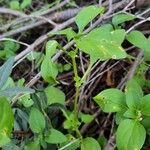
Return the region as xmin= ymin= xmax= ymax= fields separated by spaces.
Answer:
xmin=71 ymin=55 xmax=82 ymax=140
xmin=58 ymin=139 xmax=79 ymax=150
xmin=42 ymin=108 xmax=52 ymax=127
xmin=81 ymin=61 xmax=93 ymax=82
xmin=72 ymin=56 xmax=79 ymax=118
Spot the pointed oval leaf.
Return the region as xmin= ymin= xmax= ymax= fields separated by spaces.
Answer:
xmin=112 ymin=13 xmax=135 ymax=27
xmin=0 ymin=97 xmax=14 ymax=147
xmin=81 ymin=137 xmax=101 ymax=150
xmin=29 ymin=107 xmax=45 ymax=133
xmin=45 ymin=40 xmax=58 ymax=58
xmin=125 ymin=79 xmax=143 ymax=109
xmin=38 ymin=40 xmax=58 ymax=83
xmin=0 ymin=57 xmax=14 ymax=89
xmin=141 ymin=117 xmax=150 ymax=129
xmin=52 ymin=28 xmax=77 ymax=41
xmin=116 ymin=119 xmax=146 ymax=150
xmin=9 ymin=0 xmax=20 ymax=10
xmin=115 ymin=111 xmax=126 ymax=125
xmin=20 ymin=0 xmax=31 ymax=9
xmin=110 ymin=29 xmax=126 ymax=45
xmin=126 ymin=31 xmax=149 ymax=51
xmin=45 ymin=86 xmax=65 ymax=105
xmin=94 ymin=89 xmax=126 ymax=112
xmin=140 ymin=94 xmax=150 ymax=116
xmin=126 ymin=31 xmax=150 ymax=61
xmin=1 ymin=77 xmax=15 ymax=90
xmin=75 ymin=27 xmax=126 ymax=62
xmin=45 ymin=128 xmax=67 ymax=144
xmin=0 ymin=87 xmax=34 ymax=97
xmin=75 ymin=6 xmax=104 ymax=32
xmin=41 ymin=57 xmax=58 ymax=83
xmin=80 ymin=113 xmax=94 ymax=123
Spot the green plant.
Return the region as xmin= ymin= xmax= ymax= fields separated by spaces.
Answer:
xmin=93 ymin=78 xmax=150 ymax=150
xmin=9 ymin=0 xmax=32 ymax=10
xmin=39 ymin=5 xmax=132 ymax=150
xmin=0 ymin=40 xmax=20 ymax=59
xmin=1 ymin=4 xmax=150 ymax=150
xmin=0 ymin=57 xmax=34 ymax=147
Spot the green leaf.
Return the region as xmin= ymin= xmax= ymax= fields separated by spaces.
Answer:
xmin=93 ymin=89 xmax=126 ymax=112
xmin=75 ymin=6 xmax=105 ymax=32
xmin=2 ymin=142 xmax=20 ymax=150
xmin=133 ymin=75 xmax=146 ymax=88
xmin=45 ymin=40 xmax=58 ymax=58
xmin=4 ymin=40 xmax=20 ymax=52
xmin=29 ymin=107 xmax=45 ymax=133
xmin=140 ymin=94 xmax=150 ymax=116
xmin=116 ymin=119 xmax=146 ymax=150
xmin=0 ymin=57 xmax=14 ymax=89
xmin=97 ymin=136 xmax=107 ymax=150
xmin=80 ymin=113 xmax=94 ymax=123
xmin=20 ymin=0 xmax=32 ymax=9
xmin=123 ymin=109 xmax=136 ymax=119
xmin=75 ymin=26 xmax=126 ymax=63
xmin=141 ymin=117 xmax=150 ymax=135
xmin=41 ymin=57 xmax=58 ymax=83
xmin=19 ymin=94 xmax=34 ymax=108
xmin=40 ymin=40 xmax=58 ymax=82
xmin=126 ymin=30 xmax=150 ymax=61
xmin=0 ymin=87 xmax=34 ymax=97
xmin=45 ymin=86 xmax=65 ymax=105
xmin=63 ymin=113 xmax=81 ymax=130
xmin=17 ymin=78 xmax=25 ymax=86
xmin=115 ymin=111 xmax=126 ymax=125
xmin=24 ymin=139 xmax=40 ymax=150
xmin=126 ymin=31 xmax=148 ymax=49
xmin=0 ymin=136 xmax=10 ymax=148
xmin=112 ymin=13 xmax=135 ymax=27
xmin=81 ymin=137 xmax=101 ymax=150
xmin=125 ymin=79 xmax=143 ymax=109
xmin=97 ymin=24 xmax=114 ymax=31
xmin=53 ymin=28 xmax=77 ymax=41
xmin=0 ymin=97 xmax=14 ymax=147
xmin=45 ymin=128 xmax=67 ymax=144
xmin=59 ymin=138 xmax=80 ymax=150
xmin=9 ymin=0 xmax=20 ymax=10
xmin=110 ymin=29 xmax=126 ymax=45
xmin=63 ymin=64 xmax=72 ymax=71
xmin=27 ymin=52 xmax=42 ymax=61
xmin=1 ymin=77 xmax=15 ymax=90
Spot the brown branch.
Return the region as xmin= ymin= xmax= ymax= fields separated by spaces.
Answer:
xmin=0 ymin=8 xmax=80 ymax=39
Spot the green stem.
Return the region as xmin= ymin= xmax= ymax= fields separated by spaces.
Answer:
xmin=72 ymin=56 xmax=79 ymax=118
xmin=71 ymin=55 xmax=82 ymax=140
xmin=58 ymin=43 xmax=68 ymax=55
xmin=42 ymin=109 xmax=52 ymax=127
xmin=81 ymin=62 xmax=93 ymax=82
xmin=74 ymin=85 xmax=80 ymax=120
xmin=76 ymin=128 xmax=82 ymax=140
